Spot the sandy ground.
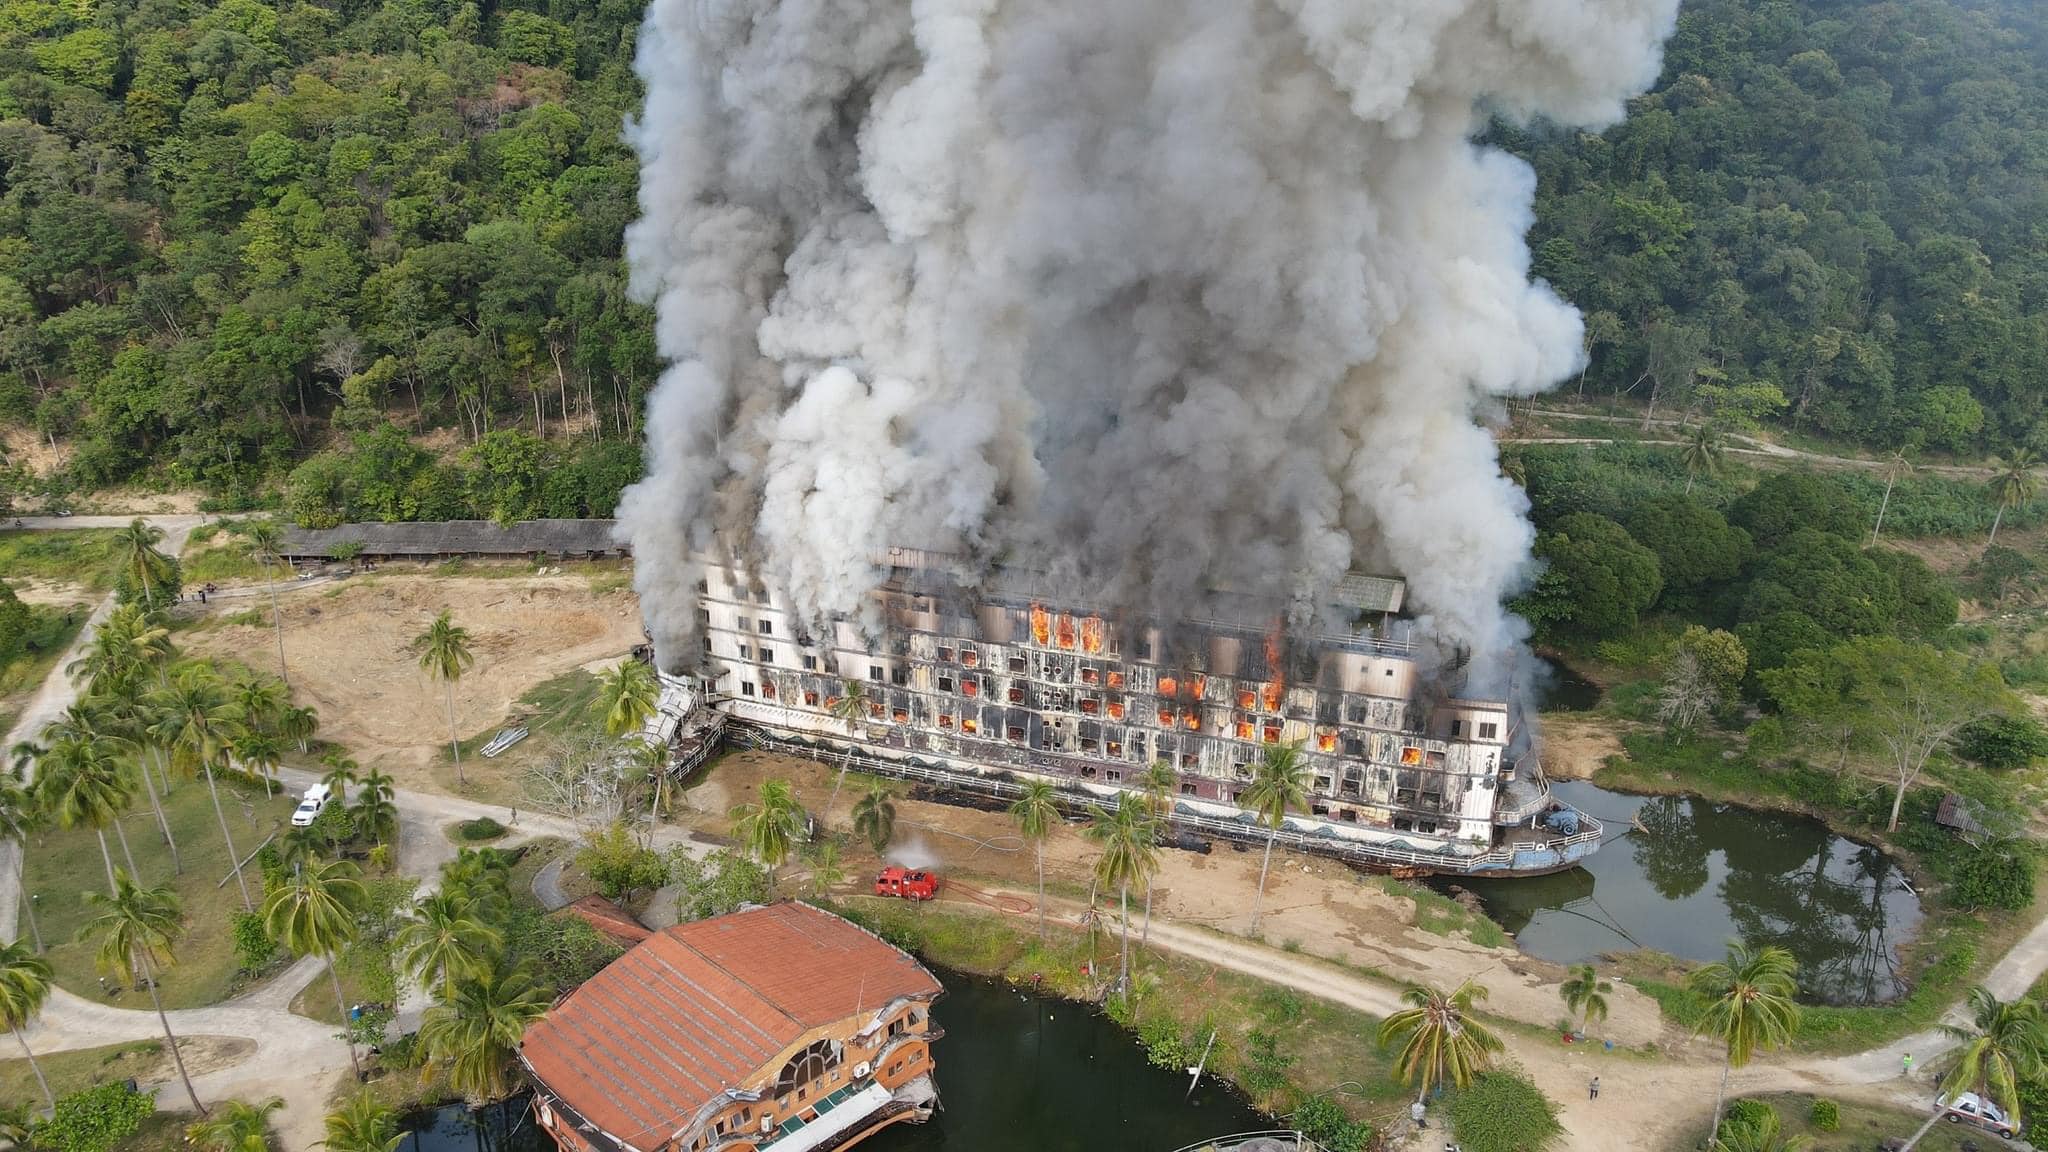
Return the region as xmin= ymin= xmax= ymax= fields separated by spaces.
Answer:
xmin=181 ymin=572 xmax=643 ymax=789
xmin=684 ymin=748 xmax=1670 ymax=1046
xmin=1533 ymin=712 xmax=1629 ymax=780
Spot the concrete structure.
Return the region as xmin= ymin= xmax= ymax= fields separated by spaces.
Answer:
xmin=665 ymin=550 xmax=1601 ymax=877
xmin=278 ymin=519 xmax=625 ymax=565
xmin=521 ymin=902 xmax=943 ymax=1152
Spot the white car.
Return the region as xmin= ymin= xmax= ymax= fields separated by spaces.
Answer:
xmin=1937 ymin=1091 xmax=2020 ymax=1139
xmin=291 ymin=782 xmax=333 ymax=827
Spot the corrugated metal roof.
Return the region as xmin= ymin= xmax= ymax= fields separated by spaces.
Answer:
xmin=279 ymin=519 xmax=623 ymax=558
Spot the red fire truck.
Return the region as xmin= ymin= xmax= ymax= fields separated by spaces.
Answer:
xmin=873 ymin=866 xmax=940 ymax=900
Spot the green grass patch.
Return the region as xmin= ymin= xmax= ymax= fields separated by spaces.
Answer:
xmin=0 ymin=1040 xmax=167 ymax=1104
xmin=0 ymin=604 xmax=89 ymax=702
xmin=450 ymin=816 xmax=508 ymax=842
xmin=1723 ymin=1093 xmax=1985 ymax=1152
xmin=179 ymin=538 xmax=269 ymax=584
xmin=0 ymin=529 xmax=119 ymax=591
xmin=21 ymin=775 xmax=297 ymax=1009
xmin=1375 ymin=877 xmax=1509 ymax=948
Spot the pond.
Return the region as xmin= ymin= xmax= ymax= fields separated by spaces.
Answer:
xmin=406 ymin=966 xmax=1267 ymax=1152
xmin=1535 ymin=657 xmax=1603 ymax=712
xmin=1442 ymin=781 xmax=1925 ymax=1005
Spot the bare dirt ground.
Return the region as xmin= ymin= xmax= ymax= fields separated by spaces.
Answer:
xmin=1533 ymin=712 xmax=1629 ymax=780
xmin=684 ymin=748 xmax=1670 ymax=1046
xmin=181 ymin=570 xmax=642 ymax=792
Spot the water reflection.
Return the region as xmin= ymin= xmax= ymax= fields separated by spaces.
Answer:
xmin=1448 ymin=782 xmax=1923 ymax=1005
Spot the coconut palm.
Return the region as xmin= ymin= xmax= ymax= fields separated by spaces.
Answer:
xmin=1137 ymin=760 xmax=1177 ymax=945
xmin=79 ymin=690 xmax=179 ymax=870
xmin=320 ymin=754 xmax=358 ymax=801
xmin=396 ymin=891 xmax=504 ymax=997
xmin=36 ymin=731 xmax=138 ymax=893
xmin=230 ymin=673 xmax=288 ymax=741
xmin=0 ymin=774 xmax=47 ymax=951
xmin=1871 ymin=448 xmax=1914 ymax=546
xmin=111 ymin=519 xmax=174 ymax=610
xmin=1681 ymin=422 xmax=1726 ymax=495
xmin=730 ymin=779 xmax=805 ymax=880
xmin=1560 ymin=964 xmax=1613 ymax=1038
xmin=599 ymin=660 xmax=659 ymax=737
xmin=629 ymin=739 xmax=673 ymax=819
xmin=278 ymin=705 xmax=320 ymax=756
xmin=353 ymin=767 xmax=398 ymax=846
xmin=824 ymin=680 xmax=869 ymax=819
xmin=1987 ymin=449 xmax=2039 ymax=546
xmin=1711 ymin=1106 xmax=1808 ymax=1152
xmin=1688 ymin=941 xmax=1801 ymax=1146
xmin=82 ymin=871 xmax=204 ymax=1113
xmin=240 ymin=521 xmax=292 ymax=688
xmin=851 ymin=781 xmax=897 ymax=855
xmin=417 ymin=960 xmax=551 ymax=1102
xmin=148 ymin=664 xmax=253 ymax=911
xmin=1085 ymin=796 xmax=1158 ymax=1001
xmin=228 ymin=727 xmax=285 ymax=799
xmin=1242 ymin=741 xmax=1311 ymax=933
xmin=440 ymin=847 xmax=513 ymax=911
xmin=414 ymin=611 xmax=475 ymax=784
xmin=263 ymin=857 xmax=367 ymax=1078
xmin=187 ymin=1097 xmax=283 ymax=1152
xmin=321 ymin=1091 xmax=402 ymax=1152
xmin=1377 ymin=978 xmax=1504 ymax=1104
xmin=1898 ymin=986 xmax=2048 ymax=1150
xmin=0 ymin=1102 xmax=36 ymax=1145
xmin=0 ymin=941 xmax=56 ymax=1111
xmin=1008 ymin=780 xmax=1061 ymax=940
xmin=806 ymin=843 xmax=846 ymax=899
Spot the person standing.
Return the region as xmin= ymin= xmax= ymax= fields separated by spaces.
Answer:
xmin=1902 ymin=1052 xmax=1914 ymax=1078
xmin=1589 ymin=1076 xmax=1600 ymax=1099
xmin=1411 ymin=1100 xmax=1427 ymax=1129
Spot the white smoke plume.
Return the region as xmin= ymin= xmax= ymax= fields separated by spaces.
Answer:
xmin=617 ymin=0 xmax=1681 ymax=685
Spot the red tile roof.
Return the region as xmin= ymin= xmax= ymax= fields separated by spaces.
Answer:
xmin=520 ymin=902 xmax=941 ymax=1150
xmin=557 ymin=895 xmax=653 ymax=946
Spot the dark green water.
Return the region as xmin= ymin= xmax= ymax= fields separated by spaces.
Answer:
xmin=407 ymin=968 xmax=1265 ymax=1152
xmin=1446 ymin=781 xmax=1924 ymax=1005
xmin=1536 ymin=658 xmax=1603 ymax=712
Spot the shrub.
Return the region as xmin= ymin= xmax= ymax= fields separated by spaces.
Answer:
xmin=1724 ymin=1098 xmax=1772 ymax=1129
xmin=1809 ymin=1097 xmax=1840 ymax=1131
xmin=456 ymin=816 xmax=507 ymax=841
xmin=575 ymin=821 xmax=669 ymax=901
xmin=1238 ymin=1029 xmax=1294 ymax=1098
xmin=230 ymin=910 xmax=276 ymax=971
xmin=1255 ymin=986 xmax=1305 ymax=1025
xmin=1293 ymin=1095 xmax=1373 ymax=1152
xmin=1956 ymin=714 xmax=2048 ymax=771
xmin=1447 ymin=1071 xmax=1563 ymax=1152
xmin=1138 ymin=1015 xmax=1193 ymax=1071
xmin=34 ymin=1082 xmax=152 ymax=1152
xmin=1950 ymin=842 xmax=2036 ymax=913
xmin=671 ymin=849 xmax=772 ymax=922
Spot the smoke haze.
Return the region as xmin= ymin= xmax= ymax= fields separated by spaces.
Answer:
xmin=617 ymin=0 xmax=1682 ymax=686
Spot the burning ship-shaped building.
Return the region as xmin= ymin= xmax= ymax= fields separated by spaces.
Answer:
xmin=657 ymin=548 xmax=1601 ymax=877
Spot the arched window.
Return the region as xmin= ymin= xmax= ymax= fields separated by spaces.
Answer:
xmin=774 ymin=1039 xmax=841 ymax=1095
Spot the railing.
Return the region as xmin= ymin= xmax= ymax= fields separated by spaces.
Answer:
xmin=1164 ymin=1131 xmax=1327 ymax=1152
xmin=726 ymin=723 xmax=1603 ymax=875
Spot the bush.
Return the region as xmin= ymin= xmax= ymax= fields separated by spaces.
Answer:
xmin=457 ymin=816 xmax=508 ymax=841
xmin=1950 ymin=842 xmax=2036 ymax=913
xmin=1238 ymin=1029 xmax=1294 ymax=1098
xmin=1447 ymin=1071 xmax=1563 ymax=1152
xmin=575 ymin=822 xmax=670 ymax=901
xmin=33 ymin=1082 xmax=152 ymax=1152
xmin=1724 ymin=1098 xmax=1772 ymax=1129
xmin=1138 ymin=1015 xmax=1193 ymax=1071
xmin=229 ymin=910 xmax=276 ymax=972
xmin=1809 ymin=1097 xmax=1840 ymax=1131
xmin=671 ymin=849 xmax=772 ymax=922
xmin=1956 ymin=714 xmax=2048 ymax=771
xmin=1293 ymin=1094 xmax=1373 ymax=1152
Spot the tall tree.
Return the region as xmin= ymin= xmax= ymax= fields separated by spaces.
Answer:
xmin=729 ymin=779 xmax=805 ymax=881
xmin=1871 ymin=448 xmax=1914 ymax=546
xmin=413 ymin=612 xmax=475 ymax=784
xmin=1688 ymin=941 xmax=1801 ymax=1146
xmin=1987 ymin=450 xmax=2039 ymax=546
xmin=0 ymin=775 xmax=47 ymax=951
xmin=82 ymin=871 xmax=205 ymax=1113
xmin=240 ymin=521 xmax=292 ymax=688
xmin=1899 ymin=986 xmax=2048 ymax=1150
xmin=1137 ymin=760 xmax=1177 ymax=945
xmin=396 ymin=891 xmax=503 ymax=997
xmin=1008 ymin=780 xmax=1060 ymax=940
xmin=1377 ymin=979 xmax=1504 ymax=1104
xmin=36 ymin=731 xmax=138 ymax=893
xmin=0 ymin=941 xmax=55 ymax=1111
xmin=417 ymin=961 xmax=551 ymax=1102
xmin=851 ymin=781 xmax=897 ymax=856
xmin=80 ymin=689 xmax=179 ymax=872
xmin=1084 ymin=796 xmax=1157 ymax=1001
xmin=110 ymin=519 xmax=175 ymax=611
xmin=1242 ymin=741 xmax=1311 ymax=933
xmin=354 ymin=768 xmax=398 ymax=846
xmin=598 ymin=660 xmax=658 ymax=737
xmin=824 ymin=679 xmax=869 ymax=820
xmin=1680 ymin=422 xmax=1725 ymax=495
xmin=148 ymin=665 xmax=253 ymax=910
xmin=262 ymin=857 xmax=368 ymax=1079
xmin=1559 ymin=964 xmax=1612 ymax=1038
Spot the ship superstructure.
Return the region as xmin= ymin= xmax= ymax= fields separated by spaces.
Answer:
xmin=672 ymin=548 xmax=1599 ymax=876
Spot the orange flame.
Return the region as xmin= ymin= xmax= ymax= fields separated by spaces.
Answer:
xmin=1191 ymin=675 xmax=1207 ymax=699
xmin=1237 ymin=689 xmax=1256 ymax=709
xmin=1157 ymin=708 xmax=1174 ymax=725
xmin=1317 ymin=731 xmax=1337 ymax=753
xmin=1055 ymin=614 xmax=1077 ymax=649
xmin=1158 ymin=676 xmax=1178 ymax=697
xmin=1081 ymin=616 xmax=1104 ymax=654
xmin=1107 ymin=670 xmax=1124 ymax=690
xmin=1107 ymin=701 xmax=1125 ymax=719
xmin=1030 ymin=603 xmax=1051 ymax=647
xmin=1236 ymin=720 xmax=1255 ymax=740
xmin=1184 ymin=713 xmax=1202 ymax=731
xmin=1263 ymin=626 xmax=1284 ymax=712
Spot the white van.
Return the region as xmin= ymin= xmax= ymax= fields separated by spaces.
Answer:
xmin=1937 ymin=1091 xmax=2020 ymax=1139
xmin=291 ymin=782 xmax=333 ymax=827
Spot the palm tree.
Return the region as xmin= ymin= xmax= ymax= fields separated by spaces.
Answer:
xmin=240 ymin=521 xmax=292 ymax=688
xmin=1898 ymin=986 xmax=2048 ymax=1150
xmin=599 ymin=660 xmax=659 ymax=737
xmin=263 ymin=857 xmax=367 ymax=1079
xmin=824 ymin=679 xmax=870 ymax=820
xmin=1242 ymin=741 xmax=1311 ymax=934
xmin=417 ymin=961 xmax=551 ymax=1102
xmin=79 ymin=689 xmax=179 ymax=871
xmin=229 ymin=727 xmax=285 ymax=799
xmin=1084 ymin=797 xmax=1158 ymax=1001
xmin=0 ymin=1102 xmax=37 ymax=1146
xmin=806 ymin=843 xmax=846 ymax=899
xmin=396 ymin=891 xmax=503 ymax=997
xmin=82 ymin=871 xmax=204 ymax=1113
xmin=0 ymin=774 xmax=47 ymax=951
xmin=1560 ymin=964 xmax=1613 ymax=1038
xmin=321 ymin=1091 xmax=402 ymax=1152
xmin=37 ymin=731 xmax=139 ymax=893
xmin=1681 ymin=423 xmax=1726 ymax=495
xmin=1987 ymin=449 xmax=2039 ymax=546
xmin=321 ymin=754 xmax=358 ymax=802
xmin=278 ymin=705 xmax=320 ymax=756
xmin=0 ymin=941 xmax=56 ymax=1111
xmin=1377 ymin=979 xmax=1505 ymax=1104
xmin=1137 ymin=760 xmax=1177 ymax=945
xmin=852 ymin=781 xmax=897 ymax=855
xmin=231 ymin=674 xmax=288 ymax=740
xmin=1689 ymin=941 xmax=1801 ymax=1146
xmin=1008 ymin=780 xmax=1061 ymax=940
xmin=629 ymin=739 xmax=673 ymax=819
xmin=730 ymin=779 xmax=805 ymax=880
xmin=149 ymin=664 xmax=253 ymax=911
xmin=353 ymin=768 xmax=398 ymax=846
xmin=1871 ymin=448 xmax=1914 ymax=545
xmin=111 ymin=519 xmax=174 ymax=610
xmin=187 ymin=1097 xmax=283 ymax=1152
xmin=414 ymin=611 xmax=475 ymax=784
xmin=1711 ymin=1106 xmax=1808 ymax=1152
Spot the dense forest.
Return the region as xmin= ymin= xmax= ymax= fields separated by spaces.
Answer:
xmin=1510 ymin=0 xmax=2047 ymax=452
xmin=0 ymin=0 xmax=2043 ymax=509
